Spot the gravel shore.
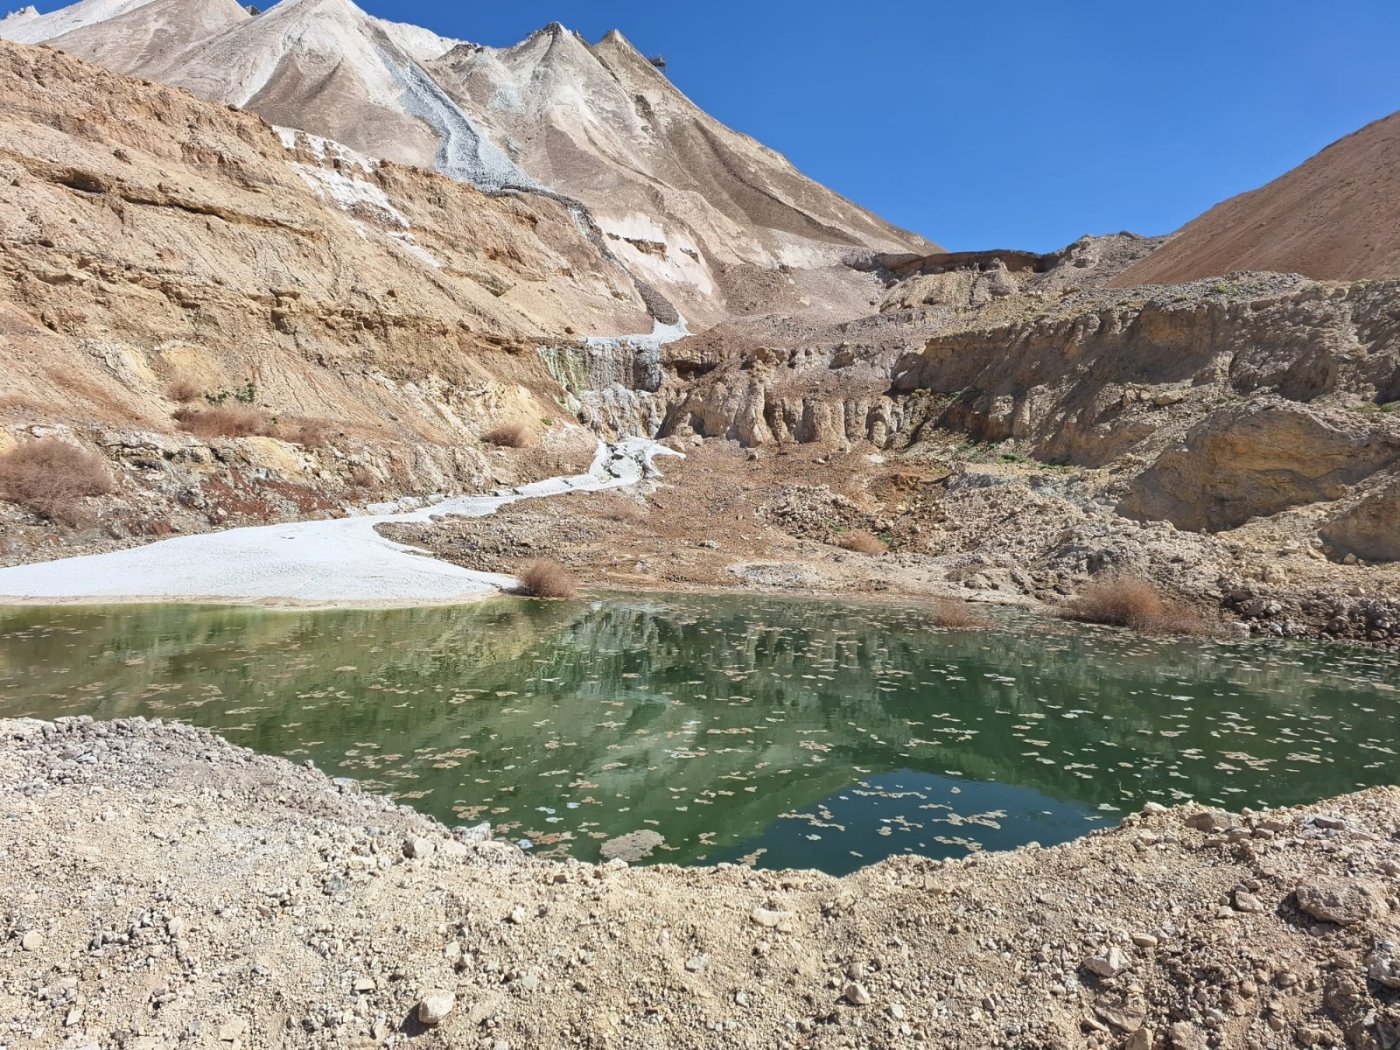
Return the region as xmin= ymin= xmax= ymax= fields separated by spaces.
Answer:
xmin=3 ymin=717 xmax=1398 ymax=1049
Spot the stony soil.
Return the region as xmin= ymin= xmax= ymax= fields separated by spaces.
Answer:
xmin=384 ymin=441 xmax=1400 ymax=647
xmin=3 ymin=717 xmax=1400 ymax=1050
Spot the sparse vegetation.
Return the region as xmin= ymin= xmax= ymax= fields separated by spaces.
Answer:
xmin=165 ymin=379 xmax=203 ymax=403
xmin=173 ymin=404 xmax=272 ymax=439
xmin=204 ymin=381 xmax=258 ymax=406
xmin=0 ymin=438 xmax=114 ymax=528
xmin=275 ymin=419 xmax=333 ymax=448
xmin=516 ymin=559 xmax=578 ymax=599
xmin=482 ymin=421 xmax=534 ymax=449
xmin=837 ymin=529 xmax=888 ymax=555
xmin=925 ymin=598 xmax=990 ymax=630
xmin=1059 ymin=574 xmax=1220 ymax=637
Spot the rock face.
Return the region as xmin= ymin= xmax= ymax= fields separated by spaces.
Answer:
xmin=1320 ymin=474 xmax=1400 ymax=562
xmin=1120 ymin=404 xmax=1400 ymax=533
xmin=0 ymin=39 xmax=646 ymax=546
xmin=1114 ymin=110 xmax=1400 ymax=285
xmin=4 ymin=0 xmax=932 ymax=322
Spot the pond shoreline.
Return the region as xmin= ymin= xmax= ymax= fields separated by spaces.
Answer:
xmin=3 ymin=715 xmax=1398 ymax=1049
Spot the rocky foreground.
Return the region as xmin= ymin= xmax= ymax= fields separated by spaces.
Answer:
xmin=2 ymin=719 xmax=1399 ymax=1049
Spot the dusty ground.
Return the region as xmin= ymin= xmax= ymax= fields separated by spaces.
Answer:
xmin=383 ymin=441 xmax=1400 ymax=646
xmin=3 ymin=717 xmax=1400 ymax=1050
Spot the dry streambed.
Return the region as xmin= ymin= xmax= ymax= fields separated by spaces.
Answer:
xmin=2 ymin=717 xmax=1399 ymax=1049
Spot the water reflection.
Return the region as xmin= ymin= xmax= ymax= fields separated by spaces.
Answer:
xmin=0 ymin=597 xmax=1395 ymax=875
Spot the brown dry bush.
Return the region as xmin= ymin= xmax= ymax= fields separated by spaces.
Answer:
xmin=1059 ymin=575 xmax=1220 ymax=638
xmin=837 ymin=529 xmax=888 ymax=555
xmin=164 ymin=379 xmax=203 ymax=403
xmin=482 ymin=421 xmax=534 ymax=449
xmin=925 ymin=598 xmax=991 ymax=630
xmin=275 ymin=419 xmax=333 ymax=448
xmin=516 ymin=559 xmax=578 ymax=599
xmin=173 ymin=405 xmax=271 ymax=439
xmin=0 ymin=438 xmax=114 ymax=527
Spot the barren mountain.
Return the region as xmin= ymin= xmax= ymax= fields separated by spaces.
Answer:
xmin=1115 ymin=111 xmax=1400 ymax=285
xmin=0 ymin=37 xmax=656 ymax=552
xmin=3 ymin=0 xmax=932 ymax=320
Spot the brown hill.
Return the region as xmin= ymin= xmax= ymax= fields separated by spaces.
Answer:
xmin=1114 ymin=111 xmax=1400 ymax=286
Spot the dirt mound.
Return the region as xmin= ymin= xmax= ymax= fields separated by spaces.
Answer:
xmin=1114 ymin=110 xmax=1400 ymax=285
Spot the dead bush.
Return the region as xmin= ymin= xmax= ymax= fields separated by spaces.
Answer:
xmin=482 ymin=421 xmax=534 ymax=449
xmin=516 ymin=559 xmax=578 ymax=599
xmin=275 ymin=419 xmax=333 ymax=448
xmin=0 ymin=438 xmax=114 ymax=527
xmin=1059 ymin=575 xmax=1220 ymax=638
xmin=925 ymin=598 xmax=990 ymax=630
xmin=837 ymin=528 xmax=888 ymax=555
xmin=173 ymin=405 xmax=271 ymax=439
xmin=164 ymin=379 xmax=203 ymax=403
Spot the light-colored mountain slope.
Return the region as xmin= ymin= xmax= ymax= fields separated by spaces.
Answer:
xmin=1114 ymin=111 xmax=1400 ymax=286
xmin=3 ymin=0 xmax=932 ymax=320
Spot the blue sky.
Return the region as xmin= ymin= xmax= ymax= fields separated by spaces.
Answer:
xmin=34 ymin=0 xmax=1400 ymax=250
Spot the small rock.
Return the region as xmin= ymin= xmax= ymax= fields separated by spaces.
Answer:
xmin=403 ymin=836 xmax=435 ymax=859
xmin=1185 ymin=811 xmax=1229 ymax=833
xmin=1296 ymin=880 xmax=1379 ymax=925
xmin=1366 ymin=942 xmax=1400 ymax=989
xmin=416 ymin=989 xmax=455 ymax=1026
xmin=218 ymin=1018 xmax=248 ymax=1043
xmin=1085 ymin=946 xmax=1129 ymax=978
xmin=353 ymin=977 xmax=376 ymax=994
xmin=685 ymin=954 xmax=709 ymax=973
xmin=1126 ymin=1028 xmax=1154 ymax=1050
xmin=1233 ymin=890 xmax=1264 ymax=914
xmin=1170 ymin=1020 xmax=1207 ymax=1050
xmin=508 ymin=905 xmax=528 ymax=925
xmin=843 ymin=982 xmax=871 ymax=1006
xmin=1131 ymin=933 xmax=1159 ymax=949
xmin=19 ymin=930 xmax=43 ymax=952
xmin=166 ymin=917 xmax=186 ymax=939
xmin=749 ymin=906 xmax=792 ymax=929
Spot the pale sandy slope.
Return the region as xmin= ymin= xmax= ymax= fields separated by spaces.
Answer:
xmin=0 ymin=441 xmax=678 ymax=605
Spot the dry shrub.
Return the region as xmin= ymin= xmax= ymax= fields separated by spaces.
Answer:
xmin=516 ymin=559 xmax=578 ymax=599
xmin=0 ymin=438 xmax=114 ymax=527
xmin=1059 ymin=575 xmax=1220 ymax=638
xmin=275 ymin=419 xmax=333 ymax=448
xmin=348 ymin=466 xmax=378 ymax=490
xmin=482 ymin=421 xmax=534 ymax=449
xmin=173 ymin=405 xmax=271 ymax=439
xmin=837 ymin=529 xmax=888 ymax=555
xmin=601 ymin=495 xmax=649 ymax=524
xmin=926 ymin=598 xmax=990 ymax=630
xmin=164 ymin=379 xmax=203 ymax=403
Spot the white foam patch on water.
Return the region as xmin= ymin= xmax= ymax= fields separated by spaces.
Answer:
xmin=0 ymin=440 xmax=680 ymax=605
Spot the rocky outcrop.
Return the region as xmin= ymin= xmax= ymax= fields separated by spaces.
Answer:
xmin=0 ymin=40 xmax=653 ymax=552
xmin=1320 ymin=472 xmax=1400 ymax=562
xmin=1118 ymin=403 xmax=1400 ymax=532
xmin=894 ymin=275 xmax=1400 ymax=466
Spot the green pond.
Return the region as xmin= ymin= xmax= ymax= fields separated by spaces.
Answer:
xmin=1 ymin=596 xmax=1397 ymax=876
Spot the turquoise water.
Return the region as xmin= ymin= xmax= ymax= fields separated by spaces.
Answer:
xmin=1 ymin=596 xmax=1395 ymax=875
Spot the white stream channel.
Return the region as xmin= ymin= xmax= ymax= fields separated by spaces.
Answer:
xmin=0 ymin=439 xmax=679 ymax=605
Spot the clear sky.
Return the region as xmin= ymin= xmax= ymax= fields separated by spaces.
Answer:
xmin=31 ymin=0 xmax=1400 ymax=251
